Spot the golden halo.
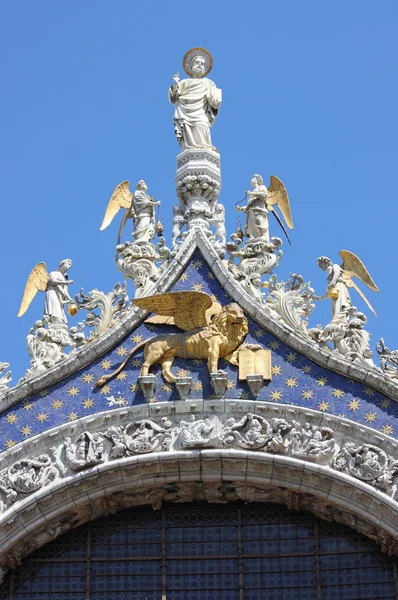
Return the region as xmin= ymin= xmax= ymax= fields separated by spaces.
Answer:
xmin=183 ymin=47 xmax=213 ymax=78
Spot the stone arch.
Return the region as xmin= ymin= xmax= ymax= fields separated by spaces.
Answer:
xmin=1 ymin=400 xmax=398 ymax=579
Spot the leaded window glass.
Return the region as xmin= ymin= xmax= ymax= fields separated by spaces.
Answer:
xmin=1 ymin=502 xmax=397 ymax=599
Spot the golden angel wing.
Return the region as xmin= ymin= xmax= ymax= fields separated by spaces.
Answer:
xmin=17 ymin=262 xmax=49 ymax=317
xmin=340 ymin=250 xmax=379 ymax=292
xmin=134 ymin=291 xmax=213 ymax=331
xmin=266 ymin=175 xmax=294 ymax=229
xmin=100 ymin=180 xmax=133 ymax=231
xmin=145 ymin=300 xmax=222 ymax=327
xmin=345 ymin=278 xmax=378 ymax=317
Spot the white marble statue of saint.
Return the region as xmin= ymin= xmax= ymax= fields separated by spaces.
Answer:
xmin=169 ymin=48 xmax=222 ymax=150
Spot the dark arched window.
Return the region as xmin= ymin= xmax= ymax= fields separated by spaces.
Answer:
xmin=1 ymin=502 xmax=397 ymax=599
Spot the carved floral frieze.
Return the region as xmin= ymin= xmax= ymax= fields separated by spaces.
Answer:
xmin=1 ymin=406 xmax=397 ymax=519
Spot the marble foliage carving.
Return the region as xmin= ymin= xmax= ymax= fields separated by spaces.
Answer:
xmin=0 ymin=363 xmax=11 ymax=398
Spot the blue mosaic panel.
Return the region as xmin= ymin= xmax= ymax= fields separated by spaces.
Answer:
xmin=1 ymin=503 xmax=397 ymax=599
xmin=0 ymin=251 xmax=397 ymax=451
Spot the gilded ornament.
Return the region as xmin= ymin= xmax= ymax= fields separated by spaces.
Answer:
xmin=67 ymin=302 xmax=78 ymax=317
xmin=95 ymin=291 xmax=249 ymax=387
xmin=183 ymin=47 xmax=213 ymax=78
xmin=327 ymin=286 xmax=339 ymax=300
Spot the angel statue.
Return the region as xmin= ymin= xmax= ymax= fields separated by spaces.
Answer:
xmin=315 ymin=251 xmax=379 ymax=319
xmin=169 ymin=47 xmax=222 ymax=150
xmin=237 ymin=175 xmax=294 ymax=245
xmin=95 ymin=291 xmax=249 ymax=387
xmin=18 ymin=259 xmax=74 ymax=324
xmin=100 ymin=180 xmax=160 ymax=246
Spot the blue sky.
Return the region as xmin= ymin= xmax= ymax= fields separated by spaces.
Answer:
xmin=0 ymin=1 xmax=397 ymax=382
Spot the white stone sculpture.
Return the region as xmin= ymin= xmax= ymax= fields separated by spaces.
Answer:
xmin=315 ymin=252 xmax=379 ymax=320
xmin=130 ymin=180 xmax=161 ymax=245
xmin=68 ymin=322 xmax=86 ymax=351
xmin=236 ymin=175 xmax=293 ymax=243
xmin=265 ymin=273 xmax=315 ymax=335
xmin=209 ymin=203 xmax=226 ymax=253
xmin=317 ymin=305 xmax=374 ymax=368
xmin=21 ymin=316 xmax=70 ymax=381
xmin=64 ymin=433 xmax=104 ymax=471
xmin=0 ymin=362 xmax=11 ymax=396
xmin=100 ymin=180 xmax=168 ymax=297
xmin=237 ymin=175 xmax=271 ymax=241
xmin=171 ymin=204 xmax=186 ymax=250
xmin=228 ymin=175 xmax=294 ymax=302
xmin=101 ymin=180 xmax=161 ymax=246
xmin=18 ymin=259 xmax=75 ymax=325
xmin=333 ymin=443 xmax=398 ymax=496
xmin=222 ymin=413 xmax=273 ymax=450
xmin=125 ymin=419 xmax=172 ymax=454
xmin=228 ymin=238 xmax=283 ymax=303
xmin=290 ymin=422 xmax=336 ymax=461
xmin=0 ymin=455 xmax=59 ymax=515
xmin=74 ymin=282 xmax=128 ymax=341
xmin=44 ymin=259 xmax=74 ymax=323
xmin=7 ymin=455 xmax=59 ymax=494
xmin=104 ymin=417 xmax=172 ymax=457
xmin=169 ymin=48 xmax=222 ymax=150
xmin=376 ymin=338 xmax=398 ymax=381
xmin=179 ymin=415 xmax=215 ymax=448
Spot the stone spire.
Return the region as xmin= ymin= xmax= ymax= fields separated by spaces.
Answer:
xmin=169 ymin=48 xmax=225 ymax=257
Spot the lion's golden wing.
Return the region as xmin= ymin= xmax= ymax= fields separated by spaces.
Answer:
xmin=267 ymin=175 xmax=294 ymax=229
xmin=17 ymin=262 xmax=49 ymax=317
xmin=134 ymin=291 xmax=213 ymax=331
xmin=100 ymin=180 xmax=133 ymax=231
xmin=340 ymin=250 xmax=379 ymax=292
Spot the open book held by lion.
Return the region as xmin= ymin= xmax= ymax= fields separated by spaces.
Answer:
xmin=95 ymin=291 xmax=250 ymax=387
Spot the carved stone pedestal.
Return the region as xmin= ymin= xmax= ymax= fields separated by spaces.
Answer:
xmin=175 ymin=377 xmax=192 ymax=401
xmin=210 ymin=372 xmax=228 ymax=398
xmin=176 ymin=148 xmax=221 ymax=231
xmin=246 ymin=374 xmax=264 ymax=397
xmin=138 ymin=375 xmax=157 ymax=402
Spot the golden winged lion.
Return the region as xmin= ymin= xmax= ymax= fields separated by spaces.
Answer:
xmin=316 ymin=250 xmax=379 ymax=318
xmin=95 ymin=291 xmax=249 ymax=387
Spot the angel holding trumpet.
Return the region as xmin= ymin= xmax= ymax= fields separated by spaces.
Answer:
xmin=236 ymin=174 xmax=294 ymax=245
xmin=315 ymin=252 xmax=379 ymax=319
